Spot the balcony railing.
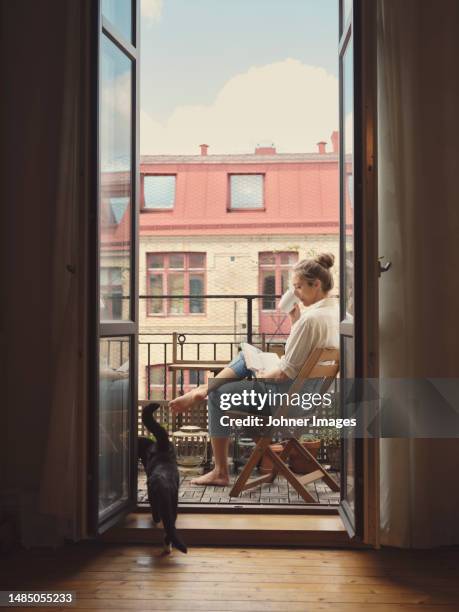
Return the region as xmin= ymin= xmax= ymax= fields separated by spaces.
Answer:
xmin=138 ymin=293 xmax=288 ymax=342
xmin=102 ymin=294 xmax=338 ymax=465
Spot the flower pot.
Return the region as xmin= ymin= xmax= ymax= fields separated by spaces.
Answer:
xmin=288 ymin=440 xmax=321 ymax=474
xmin=259 ymin=443 xmax=284 ymax=474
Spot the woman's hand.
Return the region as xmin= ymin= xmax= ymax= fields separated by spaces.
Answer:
xmin=289 ymin=303 xmax=301 ymax=324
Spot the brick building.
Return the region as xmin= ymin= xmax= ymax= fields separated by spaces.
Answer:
xmin=100 ymin=132 xmax=344 ymax=399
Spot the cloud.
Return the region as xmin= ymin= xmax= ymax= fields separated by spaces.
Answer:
xmin=140 ymin=59 xmax=338 ymax=155
xmin=101 ymin=71 xmax=132 ymax=169
xmin=141 ymin=0 xmax=162 ymax=25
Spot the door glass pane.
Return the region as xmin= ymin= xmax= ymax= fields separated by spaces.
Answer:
xmin=112 ymin=289 xmax=123 ymax=319
xmin=169 ymin=273 xmax=184 ymax=314
xmin=342 ymin=0 xmax=352 ymax=29
xmin=150 ymin=366 xmax=165 ymax=385
xmin=261 ymin=271 xmax=276 ymax=310
xmin=259 ymin=252 xmax=275 ymax=265
xmin=100 ymin=267 xmax=123 ymax=320
xmin=343 ymin=41 xmax=354 ymax=319
xmin=100 ymin=35 xmax=132 ymax=322
xmin=190 ymin=370 xmax=204 ymax=385
xmin=190 ymin=274 xmax=204 ymax=313
xmin=102 ymin=0 xmax=132 ymax=43
xmin=280 ymin=269 xmax=290 ymax=294
xmin=280 ymin=252 xmax=298 ymax=266
xmin=99 ymin=337 xmax=130 ymax=518
xmin=149 ymin=274 xmax=163 ymax=314
xmin=342 ymin=335 xmax=355 ymax=512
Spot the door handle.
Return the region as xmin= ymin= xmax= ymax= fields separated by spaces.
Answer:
xmin=378 ymin=257 xmax=392 ymax=276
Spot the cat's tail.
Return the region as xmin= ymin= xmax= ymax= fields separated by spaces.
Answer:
xmin=142 ymin=403 xmax=170 ymax=453
xmin=161 ymin=497 xmax=188 ymax=554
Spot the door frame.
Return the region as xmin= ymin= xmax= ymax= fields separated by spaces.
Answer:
xmin=88 ymin=0 xmax=140 ymax=535
xmin=359 ymin=0 xmax=379 ymax=547
xmin=338 ymin=0 xmax=379 ymax=546
xmin=87 ymin=0 xmax=380 ymax=545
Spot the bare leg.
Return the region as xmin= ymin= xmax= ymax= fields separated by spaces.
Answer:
xmin=170 ymin=359 xmax=246 ymax=485
xmin=169 ymin=366 xmax=240 ymax=413
xmin=191 ymin=437 xmax=230 ymax=486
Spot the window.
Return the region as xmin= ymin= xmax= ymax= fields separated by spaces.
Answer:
xmin=143 ymin=175 xmax=176 ymax=209
xmin=259 ymin=252 xmax=298 ymax=310
xmin=229 ymin=174 xmax=264 ymax=209
xmin=147 ymin=252 xmax=206 ymax=315
xmin=100 ymin=267 xmax=123 ymax=319
xmin=147 ymin=365 xmax=205 ymax=400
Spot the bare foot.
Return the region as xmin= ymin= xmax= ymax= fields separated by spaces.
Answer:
xmin=169 ymin=386 xmax=207 ymax=413
xmin=190 ymin=468 xmax=230 ymax=487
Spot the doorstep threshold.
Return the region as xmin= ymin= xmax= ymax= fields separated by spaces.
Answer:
xmin=140 ymin=501 xmax=338 ymax=513
xmin=101 ymin=512 xmax=350 ymax=547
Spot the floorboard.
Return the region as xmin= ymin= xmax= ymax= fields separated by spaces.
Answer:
xmin=1 ymin=544 xmax=459 ymax=611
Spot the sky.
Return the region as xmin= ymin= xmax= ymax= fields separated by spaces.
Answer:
xmin=140 ymin=0 xmax=339 ymax=155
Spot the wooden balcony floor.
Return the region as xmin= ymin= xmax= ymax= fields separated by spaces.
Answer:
xmin=138 ymin=466 xmax=340 ymax=507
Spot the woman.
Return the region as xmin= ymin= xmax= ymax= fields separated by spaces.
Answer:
xmin=170 ymin=252 xmax=339 ymax=486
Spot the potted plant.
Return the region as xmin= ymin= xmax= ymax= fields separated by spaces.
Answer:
xmin=288 ymin=433 xmax=321 ymax=474
xmin=259 ymin=442 xmax=285 ymax=474
xmin=322 ymin=428 xmax=341 ymax=471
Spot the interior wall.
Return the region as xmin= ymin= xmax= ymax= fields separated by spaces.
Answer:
xmin=0 ymin=0 xmax=90 ymax=546
xmin=377 ymin=0 xmax=459 ymax=547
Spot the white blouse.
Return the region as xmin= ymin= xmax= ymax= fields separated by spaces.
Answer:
xmin=279 ymin=296 xmax=339 ymax=379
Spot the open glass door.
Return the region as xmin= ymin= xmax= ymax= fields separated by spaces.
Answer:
xmin=90 ymin=0 xmax=140 ymax=534
xmin=338 ymin=0 xmax=379 ymax=543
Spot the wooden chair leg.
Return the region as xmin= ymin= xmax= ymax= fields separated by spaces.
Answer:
xmin=269 ymin=452 xmax=317 ymax=503
xmin=229 ymin=437 xmax=271 ymax=497
xmin=229 ymin=435 xmax=340 ymax=503
xmin=288 ymin=439 xmax=340 ymax=492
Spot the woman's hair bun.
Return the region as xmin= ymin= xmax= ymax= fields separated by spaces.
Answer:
xmin=315 ymin=252 xmax=335 ymax=269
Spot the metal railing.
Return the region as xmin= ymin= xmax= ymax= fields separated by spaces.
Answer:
xmin=137 ymin=293 xmax=289 ymax=398
xmin=104 ymin=294 xmax=341 ymax=464
xmin=138 ymin=293 xmax=287 ymax=344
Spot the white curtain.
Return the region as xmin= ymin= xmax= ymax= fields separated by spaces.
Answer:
xmin=377 ymin=0 xmax=459 ymax=547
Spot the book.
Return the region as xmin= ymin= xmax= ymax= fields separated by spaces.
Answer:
xmin=240 ymin=342 xmax=281 ymax=373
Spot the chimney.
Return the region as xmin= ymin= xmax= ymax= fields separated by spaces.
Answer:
xmin=331 ymin=130 xmax=339 ymax=154
xmin=200 ymin=143 xmax=209 ymax=156
xmin=317 ymin=141 xmax=327 ymax=154
xmin=254 ymin=143 xmax=276 ymax=155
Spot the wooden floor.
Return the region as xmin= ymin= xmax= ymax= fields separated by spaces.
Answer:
xmin=1 ymin=543 xmax=459 ymax=611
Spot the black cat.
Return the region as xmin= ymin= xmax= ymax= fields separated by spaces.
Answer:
xmin=138 ymin=403 xmax=187 ymax=554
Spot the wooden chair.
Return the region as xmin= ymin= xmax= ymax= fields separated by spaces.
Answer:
xmin=229 ymin=347 xmax=340 ymax=503
xmin=168 ymin=332 xmax=228 ymax=399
